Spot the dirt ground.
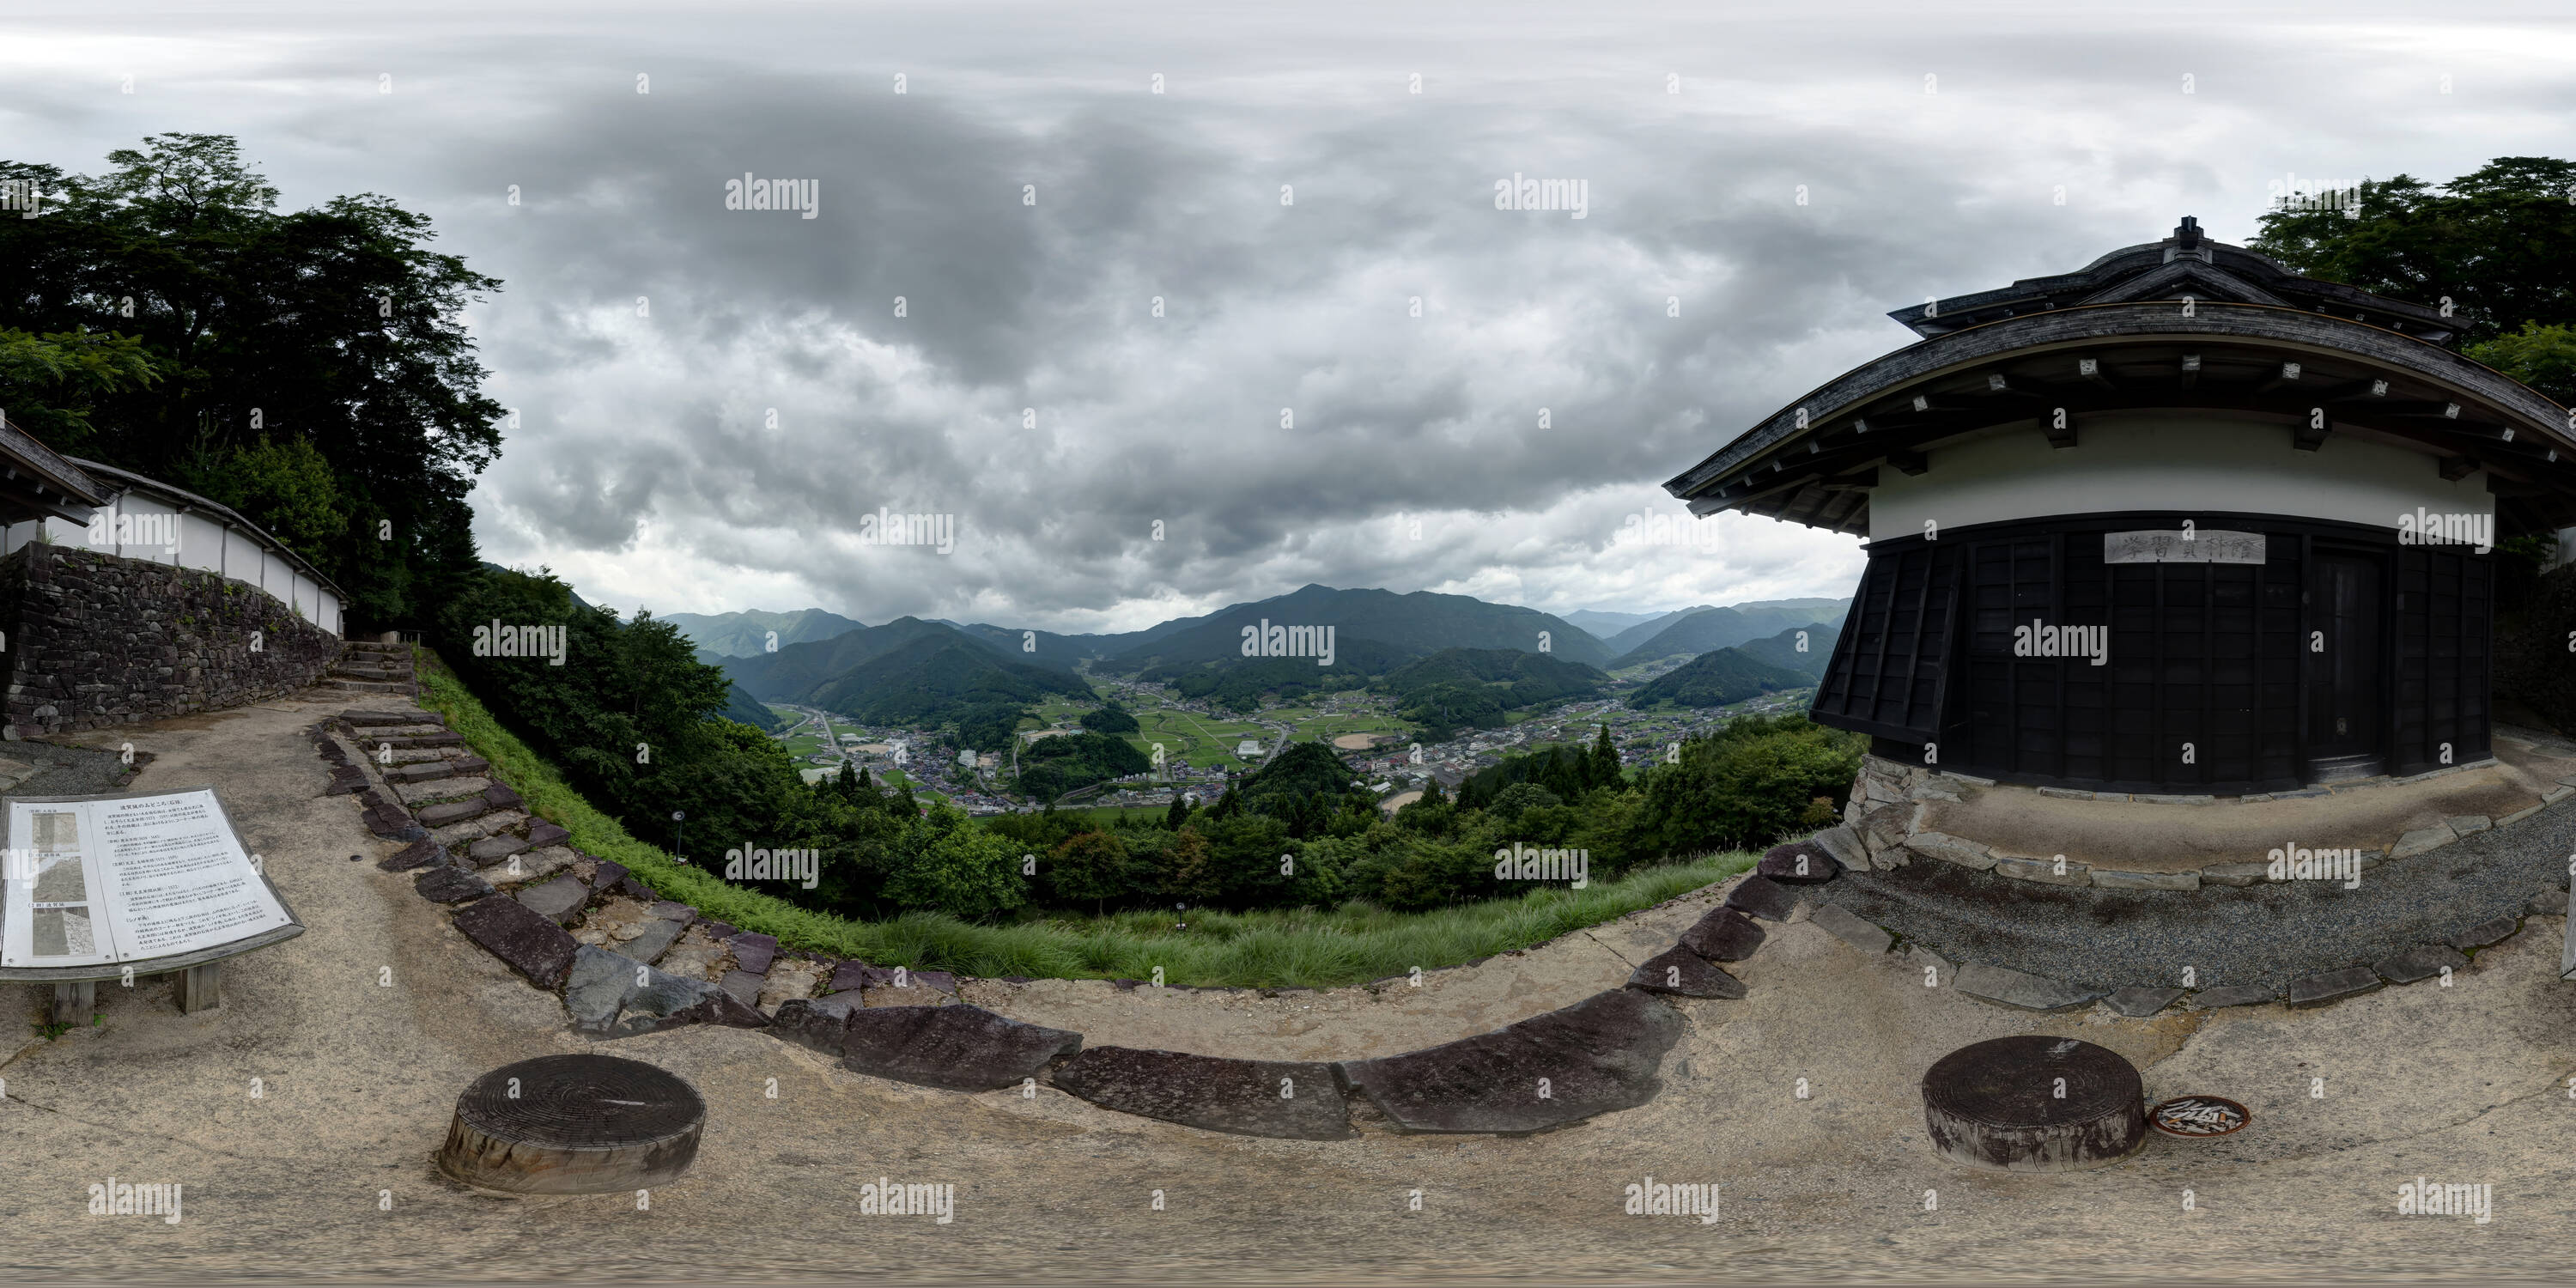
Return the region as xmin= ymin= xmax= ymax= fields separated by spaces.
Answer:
xmin=6 ymin=695 xmax=2576 ymax=1285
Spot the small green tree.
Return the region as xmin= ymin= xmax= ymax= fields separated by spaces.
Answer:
xmin=885 ymin=803 xmax=1026 ymax=920
xmin=1047 ymin=829 xmax=1131 ymax=915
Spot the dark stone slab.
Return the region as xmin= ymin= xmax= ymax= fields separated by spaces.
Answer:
xmin=2452 ymin=915 xmax=2520 ymax=951
xmin=619 ymin=916 xmax=688 ymax=966
xmin=840 ymin=1005 xmax=1085 ymax=1093
xmin=831 ymin=963 xmax=957 ymax=995
xmin=563 ymin=945 xmax=769 ymax=1038
xmin=648 ymin=902 xmax=699 ymax=927
xmin=1335 ymin=989 xmax=1683 ymax=1135
xmin=1054 ymin=1047 xmax=1349 ymax=1139
xmin=517 ymin=874 xmax=592 ymax=926
xmin=526 ymin=820 xmax=572 ymax=848
xmin=701 ymin=920 xmax=737 ymax=941
xmin=2192 ymin=984 xmax=2276 ymax=1010
xmin=771 ymin=994 xmax=866 ymax=1054
xmin=453 ymin=895 xmax=580 ymax=990
xmin=2376 ymin=945 xmax=2469 ymax=985
xmin=1723 ymin=874 xmax=1798 ymax=922
xmin=1954 ymin=962 xmax=2109 ymax=1013
xmin=1808 ymin=902 xmax=1893 ymax=953
xmin=1757 ymin=841 xmax=1839 ymax=884
xmin=386 ymin=761 xmax=461 ymax=784
xmin=325 ymin=768 xmax=368 ymax=795
xmin=416 ymin=798 xmax=491 ymax=828
xmin=339 ymin=710 xmax=419 ymax=726
xmin=2106 ymin=987 xmax=2184 ymax=1018
xmin=378 ymin=838 xmax=446 ymax=872
xmin=385 ymin=732 xmax=464 ymax=749
xmin=1628 ymin=945 xmax=1746 ymax=999
xmin=728 ymin=933 xmax=780 ymax=975
xmin=416 ymin=866 xmax=496 ymax=903
xmin=468 ymin=834 xmax=532 ymax=866
xmin=2528 ymin=889 xmax=2565 ymax=918
xmin=587 ymin=860 xmax=629 ymax=891
xmin=614 ymin=876 xmax=653 ymax=901
xmin=483 ymin=782 xmax=524 ymax=810
xmin=720 ymin=969 xmax=767 ymax=1008
xmin=1676 ymin=907 xmax=1765 ymax=962
xmin=2287 ymin=965 xmax=2383 ymax=1008
xmin=362 ymin=807 xmax=422 ymax=840
xmin=451 ymin=756 xmax=491 ymax=775
xmin=562 ymin=945 xmax=641 ymax=1033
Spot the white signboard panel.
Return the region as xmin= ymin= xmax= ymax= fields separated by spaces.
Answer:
xmin=2 ymin=788 xmax=296 ymax=969
xmin=2103 ymin=530 xmax=2268 ymax=565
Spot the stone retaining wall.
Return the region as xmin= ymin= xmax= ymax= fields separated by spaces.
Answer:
xmin=0 ymin=543 xmax=340 ymax=738
xmin=1823 ymin=753 xmax=2565 ymax=893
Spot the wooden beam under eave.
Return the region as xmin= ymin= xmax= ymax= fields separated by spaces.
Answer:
xmin=1885 ymin=449 xmax=1928 ymax=477
xmin=2292 ymin=416 xmax=2332 ymax=452
xmin=2439 ymin=455 xmax=2477 ymax=482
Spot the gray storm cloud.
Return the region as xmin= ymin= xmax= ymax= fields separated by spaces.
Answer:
xmin=5 ymin=1 xmax=2556 ymax=629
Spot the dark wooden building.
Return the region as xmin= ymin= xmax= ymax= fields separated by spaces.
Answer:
xmin=1665 ymin=219 xmax=2576 ymax=794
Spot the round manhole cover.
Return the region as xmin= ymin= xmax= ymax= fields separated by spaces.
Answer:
xmin=2149 ymin=1095 xmax=2250 ymax=1138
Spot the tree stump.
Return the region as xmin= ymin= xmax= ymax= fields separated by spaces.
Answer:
xmin=1921 ymin=1036 xmax=2145 ymax=1172
xmin=436 ymin=1054 xmax=706 ymax=1194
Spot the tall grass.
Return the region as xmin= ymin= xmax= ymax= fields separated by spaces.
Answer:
xmin=412 ymin=649 xmax=1753 ymax=988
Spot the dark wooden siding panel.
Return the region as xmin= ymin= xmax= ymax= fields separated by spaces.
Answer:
xmin=2391 ymin=545 xmax=2493 ymax=775
xmin=1809 ymin=540 xmax=1957 ymax=743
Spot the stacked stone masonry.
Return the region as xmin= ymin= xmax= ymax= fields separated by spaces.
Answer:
xmin=1827 ymin=752 xmax=2530 ymax=893
xmin=0 ymin=543 xmax=339 ymax=737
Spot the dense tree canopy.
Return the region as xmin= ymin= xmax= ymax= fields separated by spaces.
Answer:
xmin=2251 ymin=156 xmax=2576 ymax=366
xmin=0 ymin=134 xmax=504 ymax=627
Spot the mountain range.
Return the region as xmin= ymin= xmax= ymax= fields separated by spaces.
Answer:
xmin=1607 ymin=598 xmax=1851 ymax=669
xmin=647 ymin=583 xmax=1850 ymax=736
xmin=664 ymin=607 xmax=869 ymax=659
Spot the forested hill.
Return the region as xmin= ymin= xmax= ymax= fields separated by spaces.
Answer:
xmin=1102 ymin=584 xmax=1612 ymax=670
xmin=1624 ymin=647 xmax=1813 ymax=708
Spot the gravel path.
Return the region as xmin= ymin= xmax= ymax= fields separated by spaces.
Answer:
xmin=1815 ymin=802 xmax=2574 ymax=992
xmin=8 ymin=737 xmax=141 ymax=797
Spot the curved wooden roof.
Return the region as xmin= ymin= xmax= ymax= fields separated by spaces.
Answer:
xmin=1667 ymin=284 xmax=2576 ymax=537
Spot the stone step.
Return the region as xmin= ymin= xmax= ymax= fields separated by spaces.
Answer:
xmin=341 ymin=710 xmax=430 ymax=726
xmin=322 ymin=677 xmax=412 ymax=693
xmin=387 ymin=756 xmax=490 ymax=784
xmin=416 ymin=798 xmax=495 ymax=828
xmin=380 ymin=732 xmax=465 ymax=750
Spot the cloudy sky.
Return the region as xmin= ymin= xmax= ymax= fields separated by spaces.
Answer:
xmin=9 ymin=1 xmax=2573 ymax=632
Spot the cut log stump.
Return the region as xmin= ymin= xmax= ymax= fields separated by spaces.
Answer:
xmin=436 ymin=1054 xmax=705 ymax=1194
xmin=1921 ymin=1036 xmax=2145 ymax=1172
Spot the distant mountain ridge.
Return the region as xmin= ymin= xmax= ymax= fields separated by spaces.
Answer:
xmin=1560 ymin=608 xmax=1666 ymax=641
xmin=662 ymin=608 xmax=867 ymax=658
xmin=1609 ymin=598 xmax=1852 ymax=669
xmin=1100 ymin=584 xmax=1614 ymax=671
xmin=1735 ymin=622 xmax=1841 ymax=679
xmin=1625 ymin=647 xmax=1813 ymax=708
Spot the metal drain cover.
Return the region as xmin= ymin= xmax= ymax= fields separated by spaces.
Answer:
xmin=2149 ymin=1095 xmax=2249 ymax=1138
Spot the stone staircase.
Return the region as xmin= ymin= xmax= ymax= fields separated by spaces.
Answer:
xmin=322 ymin=639 xmax=416 ymax=696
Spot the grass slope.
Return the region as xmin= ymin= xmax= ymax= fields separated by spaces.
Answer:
xmin=416 ymin=645 xmax=1753 ymax=987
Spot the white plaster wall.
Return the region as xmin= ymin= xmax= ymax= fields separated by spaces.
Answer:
xmin=0 ymin=496 xmax=344 ymax=638
xmin=1868 ymin=413 xmax=2493 ymax=542
xmin=179 ymin=513 xmax=228 ymax=574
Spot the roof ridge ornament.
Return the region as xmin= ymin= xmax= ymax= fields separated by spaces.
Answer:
xmin=2164 ymin=216 xmax=2212 ymax=265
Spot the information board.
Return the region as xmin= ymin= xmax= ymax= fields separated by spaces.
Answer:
xmin=2 ymin=788 xmax=299 ymax=970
